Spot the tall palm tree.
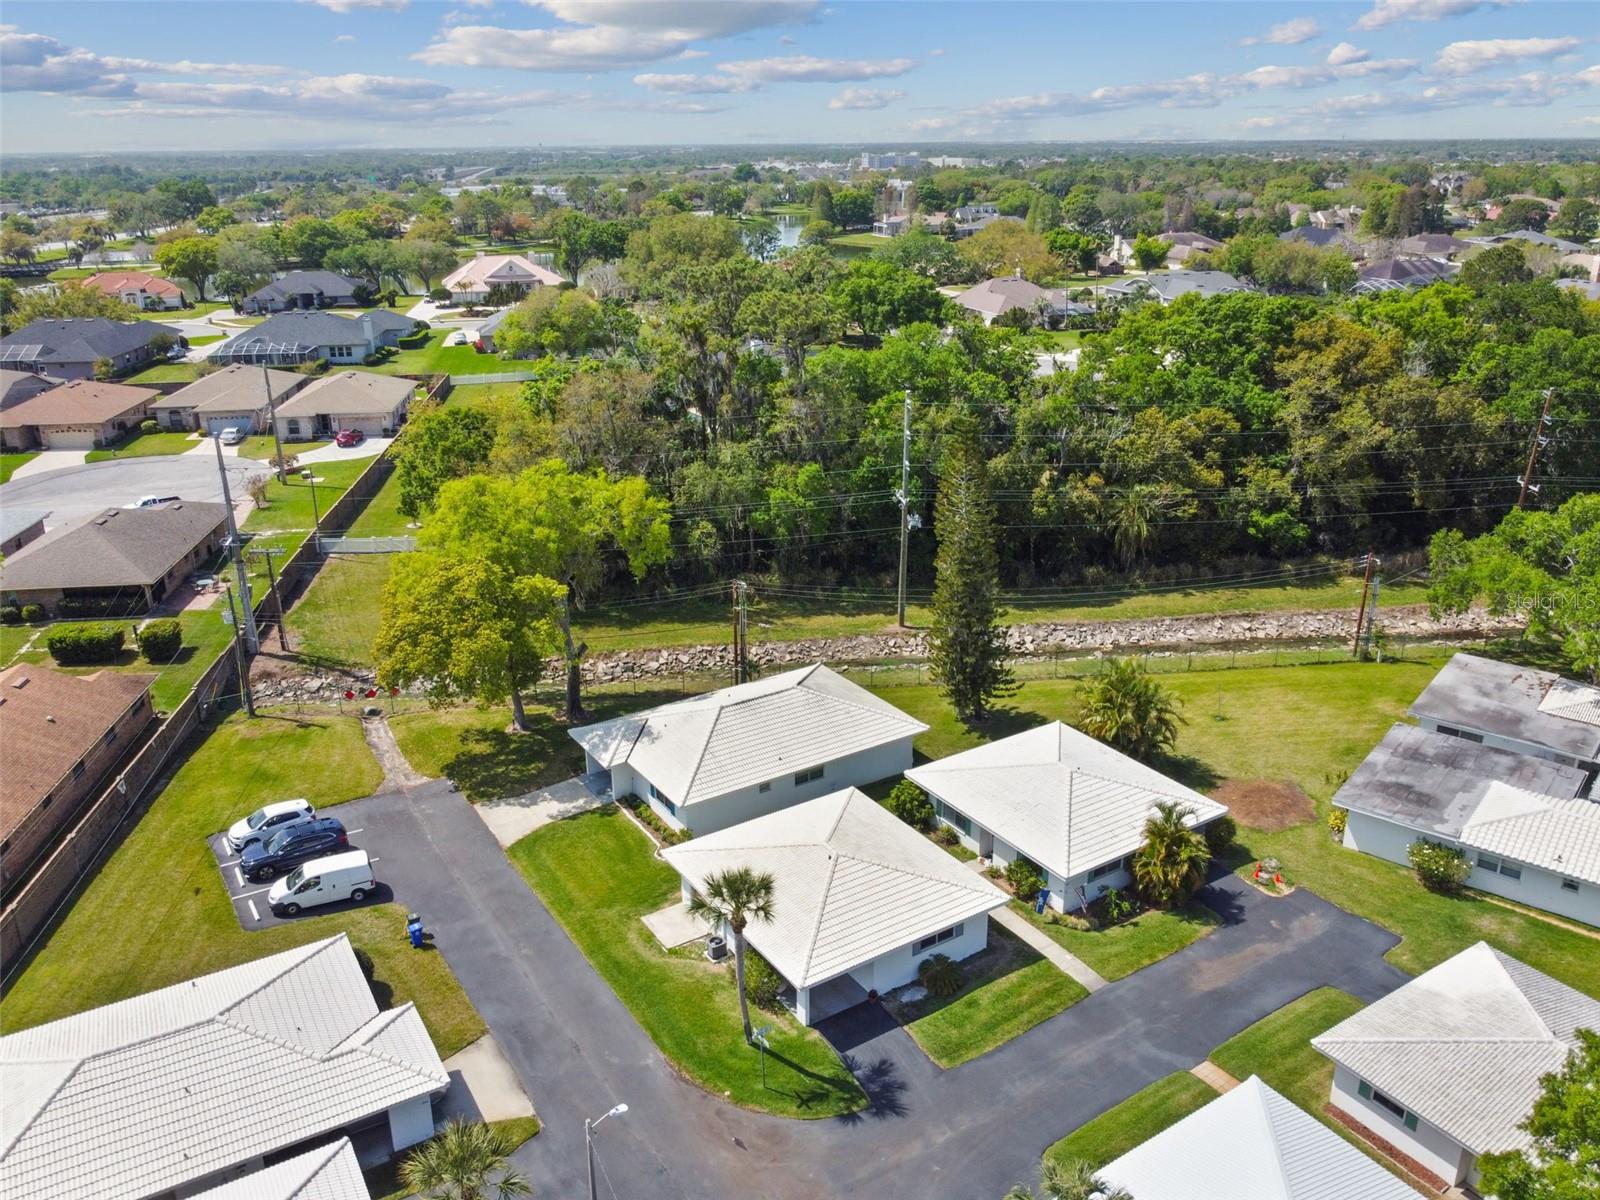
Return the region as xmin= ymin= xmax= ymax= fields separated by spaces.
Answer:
xmin=688 ymin=865 xmax=777 ymax=1043
xmin=1132 ymin=799 xmax=1212 ymax=909
xmin=1039 ymin=1156 xmax=1132 ymax=1200
xmin=1107 ymin=483 xmax=1176 ymax=570
xmin=400 ymin=1118 xmax=531 ymax=1200
xmin=1077 ymin=657 xmax=1183 ymax=761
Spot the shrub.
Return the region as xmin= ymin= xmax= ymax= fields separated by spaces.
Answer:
xmin=1408 ymin=839 xmax=1471 ymax=895
xmin=47 ymin=623 xmax=126 ymax=665
xmin=1050 ymin=911 xmax=1095 ymax=932
xmin=296 ymin=357 xmax=328 ymax=376
xmin=428 ymin=286 xmax=452 ymax=303
xmin=139 ymin=418 xmax=159 ymax=436
xmin=1327 ymin=808 xmax=1348 ymax=839
xmin=931 ymin=825 xmax=958 ymax=847
xmin=884 ymin=780 xmax=935 ymax=831
xmin=916 ymin=953 xmax=964 ymax=998
xmin=136 ymin=618 xmax=182 ymax=662
xmin=1203 ymin=814 xmax=1237 ymax=853
xmin=1100 ymin=886 xmax=1136 ymax=924
xmin=743 ymin=948 xmax=785 ymax=1012
xmin=616 ymin=793 xmax=690 ymax=846
xmin=1006 ymin=856 xmax=1046 ymax=903
xmin=0 ymin=606 xmax=19 ymax=626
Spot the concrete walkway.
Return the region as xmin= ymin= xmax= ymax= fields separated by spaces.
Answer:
xmin=991 ymin=903 xmax=1110 ymax=992
xmin=360 ymin=715 xmax=430 ymax=793
xmin=1190 ymin=1059 xmax=1241 ymax=1093
xmin=7 ymin=449 xmax=87 ymax=479
xmin=440 ymin=1034 xmax=536 ymax=1123
xmin=475 ymin=774 xmax=609 ymax=848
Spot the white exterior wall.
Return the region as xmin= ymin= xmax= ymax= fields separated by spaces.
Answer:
xmin=387 ymin=1094 xmax=436 ymax=1152
xmin=1342 ymin=810 xmax=1417 ymax=867
xmin=936 ymin=800 xmax=1134 ymax=914
xmin=844 ymin=913 xmax=990 ymax=996
xmin=1329 ymin=1063 xmax=1472 ymax=1185
xmin=638 ymin=736 xmax=915 ymax=836
xmin=1045 ymin=864 xmax=1135 ymax=913
xmin=1416 ymin=716 xmax=1598 ymax=777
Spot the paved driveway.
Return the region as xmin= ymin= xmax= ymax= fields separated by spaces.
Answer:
xmin=369 ymin=783 xmax=1409 ymax=1200
xmin=0 ymin=454 xmax=268 ymax=526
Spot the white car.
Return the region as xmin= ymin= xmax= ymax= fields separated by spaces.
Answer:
xmin=268 ymin=850 xmax=375 ymax=915
xmin=226 ymin=799 xmax=315 ymax=853
xmin=218 ymin=427 xmax=246 ymax=445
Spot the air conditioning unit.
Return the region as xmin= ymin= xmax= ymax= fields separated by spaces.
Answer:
xmin=705 ymin=935 xmax=728 ymax=962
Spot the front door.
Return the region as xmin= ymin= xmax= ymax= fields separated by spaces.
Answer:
xmin=977 ymin=828 xmax=994 ymax=858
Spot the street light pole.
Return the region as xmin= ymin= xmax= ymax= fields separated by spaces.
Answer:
xmin=301 ymin=468 xmax=322 ymax=539
xmin=585 ymin=1102 xmax=628 ymax=1200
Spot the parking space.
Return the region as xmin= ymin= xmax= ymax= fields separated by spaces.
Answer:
xmin=207 ymin=807 xmax=403 ymax=931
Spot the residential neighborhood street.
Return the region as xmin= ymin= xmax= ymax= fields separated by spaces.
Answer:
xmin=0 ymin=453 xmax=268 ymax=526
xmin=363 ymin=781 xmax=1410 ymax=1199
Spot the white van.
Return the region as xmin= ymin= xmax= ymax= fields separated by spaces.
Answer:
xmin=267 ymin=850 xmax=374 ymax=915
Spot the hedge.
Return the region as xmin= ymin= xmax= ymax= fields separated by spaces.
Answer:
xmin=137 ymin=618 xmax=183 ymax=662
xmin=47 ymin=623 xmax=126 ymax=665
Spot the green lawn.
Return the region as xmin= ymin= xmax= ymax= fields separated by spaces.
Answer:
xmin=133 ymin=301 xmax=233 ymax=320
xmin=243 ymin=456 xmax=373 ymax=538
xmin=0 ymin=711 xmax=486 ymax=1057
xmin=84 ymin=431 xmax=198 ymax=462
xmin=124 ymin=361 xmax=203 ymax=384
xmin=365 ymin=329 xmax=541 ymax=377
xmin=1016 ymin=899 xmax=1220 ymax=981
xmin=341 ymin=466 xmax=412 ymax=536
xmin=1209 ymin=988 xmax=1364 ymax=1115
xmin=829 ymin=232 xmax=891 ymax=250
xmin=284 ymin=553 xmax=393 ymax=670
xmin=187 ymin=334 xmax=224 ymax=347
xmin=874 ymin=660 xmax=1600 ymax=998
xmin=1029 ymin=329 xmax=1085 ymax=351
xmin=0 ymin=451 xmax=38 ymax=483
xmin=891 ymin=924 xmax=1085 ymax=1067
xmin=446 ymin=382 xmax=526 ymax=410
xmin=508 ymin=806 xmax=866 ymax=1118
xmin=239 ymin=435 xmax=330 ymax=460
xmin=1044 ymin=1071 xmax=1218 ymax=1171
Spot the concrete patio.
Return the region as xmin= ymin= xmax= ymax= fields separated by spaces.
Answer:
xmin=475 ymin=772 xmax=611 ymax=848
xmin=641 ymin=902 xmax=712 ymax=950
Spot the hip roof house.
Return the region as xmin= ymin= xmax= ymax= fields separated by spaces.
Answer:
xmin=907 ymin=721 xmax=1228 ymax=913
xmin=0 ymin=317 xmax=181 ymax=381
xmin=1098 ymin=1075 xmax=1420 ymax=1200
xmin=0 ymin=379 xmax=156 ymax=451
xmin=0 ymin=934 xmax=449 ymax=1200
xmin=241 ymin=270 xmax=363 ymax=314
xmin=1311 ymin=942 xmax=1600 ymax=1191
xmin=662 ymin=787 xmax=1008 ymax=1024
xmin=81 ymin=270 xmax=187 ymax=310
xmin=272 ymin=370 xmax=416 ymax=441
xmin=148 ymin=363 xmax=309 ymax=435
xmin=442 ymin=253 xmax=564 ymax=303
xmin=569 ymin=663 xmax=927 ymax=835
xmin=212 ymin=310 xmax=417 ymax=368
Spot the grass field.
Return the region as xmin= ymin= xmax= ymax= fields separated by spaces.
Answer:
xmin=1030 ymin=329 xmax=1085 ymax=350
xmin=366 ymin=329 xmax=541 ymax=377
xmin=446 ymin=381 xmax=525 ymax=410
xmin=0 ymin=451 xmax=38 ymax=483
xmin=0 ymin=711 xmax=485 ymax=1057
xmin=125 ymin=361 xmax=204 ymax=384
xmin=1044 ymin=1071 xmax=1217 ymax=1170
xmin=1209 ymin=988 xmax=1365 ymax=1116
xmin=243 ymin=455 xmax=374 ymax=539
xmin=84 ymin=430 xmax=198 ymax=462
xmin=239 ymin=435 xmax=330 ymax=459
xmin=508 ymin=806 xmax=867 ymax=1118
xmin=893 ymin=924 xmax=1085 ymax=1067
xmin=131 ymin=301 xmax=233 ymax=320
xmin=1016 ymin=899 xmax=1220 ymax=981
xmin=829 ymin=232 xmax=892 ymax=250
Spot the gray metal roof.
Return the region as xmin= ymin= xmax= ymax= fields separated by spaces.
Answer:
xmin=1411 ymin=653 xmax=1600 ymax=760
xmin=1333 ymin=723 xmax=1586 ymax=837
xmin=0 ymin=501 xmax=227 ymax=592
xmin=0 ymin=318 xmax=180 ymax=366
xmin=216 ymin=311 xmax=377 ymax=357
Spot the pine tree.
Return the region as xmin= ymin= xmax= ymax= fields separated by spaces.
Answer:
xmin=927 ymin=414 xmax=1016 ymax=721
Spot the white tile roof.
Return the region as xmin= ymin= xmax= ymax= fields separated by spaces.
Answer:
xmin=1458 ymin=782 xmax=1600 ymax=886
xmin=905 ymin=721 xmax=1226 ymax=880
xmin=661 ymin=787 xmax=1007 ymax=988
xmin=0 ymin=935 xmax=447 ymax=1200
xmin=1099 ymin=1075 xmax=1420 ymax=1200
xmin=189 ymin=1139 xmax=369 ymax=1200
xmin=569 ymin=664 xmax=926 ymax=807
xmin=1312 ymin=942 xmax=1600 ymax=1155
xmin=1538 ymin=676 xmax=1600 ymax=729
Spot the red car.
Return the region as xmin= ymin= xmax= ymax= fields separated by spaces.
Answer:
xmin=334 ymin=429 xmax=365 ymax=448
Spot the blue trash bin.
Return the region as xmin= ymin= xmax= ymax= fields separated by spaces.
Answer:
xmin=407 ymin=913 xmax=425 ymax=948
xmin=1035 ymin=890 xmax=1050 ymax=914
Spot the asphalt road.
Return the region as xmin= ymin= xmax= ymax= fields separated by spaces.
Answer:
xmin=360 ymin=783 xmax=1411 ymax=1200
xmin=0 ymin=453 xmax=268 ymax=527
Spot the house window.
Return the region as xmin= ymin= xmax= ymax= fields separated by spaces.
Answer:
xmin=934 ymin=800 xmax=972 ymax=837
xmin=794 ymin=765 xmax=824 ymax=786
xmin=648 ymin=782 xmax=675 ymax=815
xmin=913 ymin=923 xmax=964 ymax=955
xmin=1477 ymin=853 xmax=1500 ymax=872
xmin=1562 ymin=878 xmax=1581 ymax=894
xmin=1088 ymin=860 xmax=1123 ymax=883
xmin=1357 ymin=1080 xmax=1420 ymax=1131
xmin=1498 ymin=862 xmax=1521 ymax=881
xmin=287 ymin=419 xmax=301 ymax=436
xmin=758 ymin=781 xmax=771 ymax=793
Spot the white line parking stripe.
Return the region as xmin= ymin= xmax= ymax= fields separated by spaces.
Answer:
xmin=234 ymin=866 xmax=244 ymax=887
xmin=247 ymin=900 xmax=260 ymax=922
xmin=346 ymin=828 xmax=363 ymax=835
xmin=235 ymin=887 xmax=271 ymax=900
xmin=218 ymin=856 xmax=239 ymax=866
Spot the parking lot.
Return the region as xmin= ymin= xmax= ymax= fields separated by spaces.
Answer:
xmin=208 ymin=797 xmax=404 ymax=930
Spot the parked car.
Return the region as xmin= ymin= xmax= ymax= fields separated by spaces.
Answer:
xmin=240 ymin=818 xmax=348 ymax=882
xmin=218 ymin=427 xmax=246 ymax=445
xmin=133 ymin=495 xmax=181 ymax=508
xmin=225 ymin=798 xmax=315 ymax=853
xmin=267 ymin=850 xmax=375 ymax=915
xmin=334 ymin=429 xmax=365 ymax=448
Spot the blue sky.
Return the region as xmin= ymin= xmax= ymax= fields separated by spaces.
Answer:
xmin=2 ymin=1 xmax=1596 ymax=153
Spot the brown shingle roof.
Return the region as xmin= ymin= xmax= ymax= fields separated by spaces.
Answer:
xmin=275 ymin=371 xmax=414 ymax=418
xmin=0 ymin=664 xmax=154 ymax=840
xmin=151 ymin=364 xmax=303 ymax=414
xmin=0 ymin=501 xmax=228 ymax=592
xmin=0 ymin=380 xmax=155 ymax=430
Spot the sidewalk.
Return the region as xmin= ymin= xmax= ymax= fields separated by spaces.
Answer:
xmin=991 ymin=903 xmax=1109 ymax=992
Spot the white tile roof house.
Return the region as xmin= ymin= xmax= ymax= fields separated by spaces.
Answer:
xmin=1312 ymin=942 xmax=1600 ymax=1190
xmin=0 ymin=935 xmax=448 ymax=1200
xmin=569 ymin=663 xmax=927 ymax=835
xmin=189 ymin=1138 xmax=368 ymax=1200
xmin=662 ymin=787 xmax=1008 ymax=1024
xmin=1098 ymin=1075 xmax=1420 ymax=1200
xmin=907 ymin=721 xmax=1227 ymax=913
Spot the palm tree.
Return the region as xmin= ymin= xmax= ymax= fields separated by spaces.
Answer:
xmin=1107 ymin=482 xmax=1177 ymax=570
xmin=1076 ymin=657 xmax=1183 ymax=761
xmin=1040 ymin=1156 xmax=1132 ymax=1200
xmin=1132 ymin=799 xmax=1212 ymax=909
xmin=688 ymin=866 xmax=777 ymax=1043
xmin=400 ymin=1118 xmax=532 ymax=1200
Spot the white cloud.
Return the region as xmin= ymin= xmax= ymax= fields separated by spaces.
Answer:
xmin=416 ymin=0 xmax=817 ymax=70
xmin=1354 ymin=0 xmax=1512 ymax=31
xmin=1423 ymin=69 xmax=1583 ymax=105
xmin=1241 ymin=17 xmax=1321 ymax=46
xmin=0 ymin=26 xmax=291 ymax=95
xmin=779 ymin=34 xmax=797 ymax=45
xmin=335 ymin=34 xmax=356 ymax=42
xmin=632 ymin=71 xmax=755 ymax=93
xmin=928 ymin=48 xmax=945 ymax=57
xmin=1326 ymin=42 xmax=1369 ymax=65
xmin=1433 ymin=37 xmax=1580 ymax=75
xmin=1242 ymin=114 xmax=1295 ymax=129
xmin=828 ymin=86 xmax=903 ymax=109
xmin=715 ymin=54 xmax=916 ymax=82
xmin=301 ymin=0 xmax=410 ymax=11
xmin=1580 ymin=64 xmax=1600 ymax=85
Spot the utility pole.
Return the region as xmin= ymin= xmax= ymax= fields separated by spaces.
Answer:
xmin=222 ymin=584 xmax=257 ymax=717
xmin=264 ymin=365 xmax=287 ymax=485
xmin=214 ymin=435 xmax=258 ymax=653
xmin=1364 ymin=571 xmax=1381 ymax=659
xmin=896 ymin=388 xmax=913 ymax=628
xmin=247 ymin=546 xmax=289 ymax=652
xmin=1352 ymin=551 xmax=1376 ymax=658
xmin=730 ymin=580 xmax=749 ymax=685
xmin=1516 ymin=389 xmax=1554 ymax=509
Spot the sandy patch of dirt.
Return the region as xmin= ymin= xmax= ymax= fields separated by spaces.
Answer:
xmin=1210 ymin=779 xmax=1315 ymax=831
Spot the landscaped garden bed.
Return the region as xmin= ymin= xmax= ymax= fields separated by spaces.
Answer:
xmin=1018 ymin=896 xmax=1222 ymax=981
